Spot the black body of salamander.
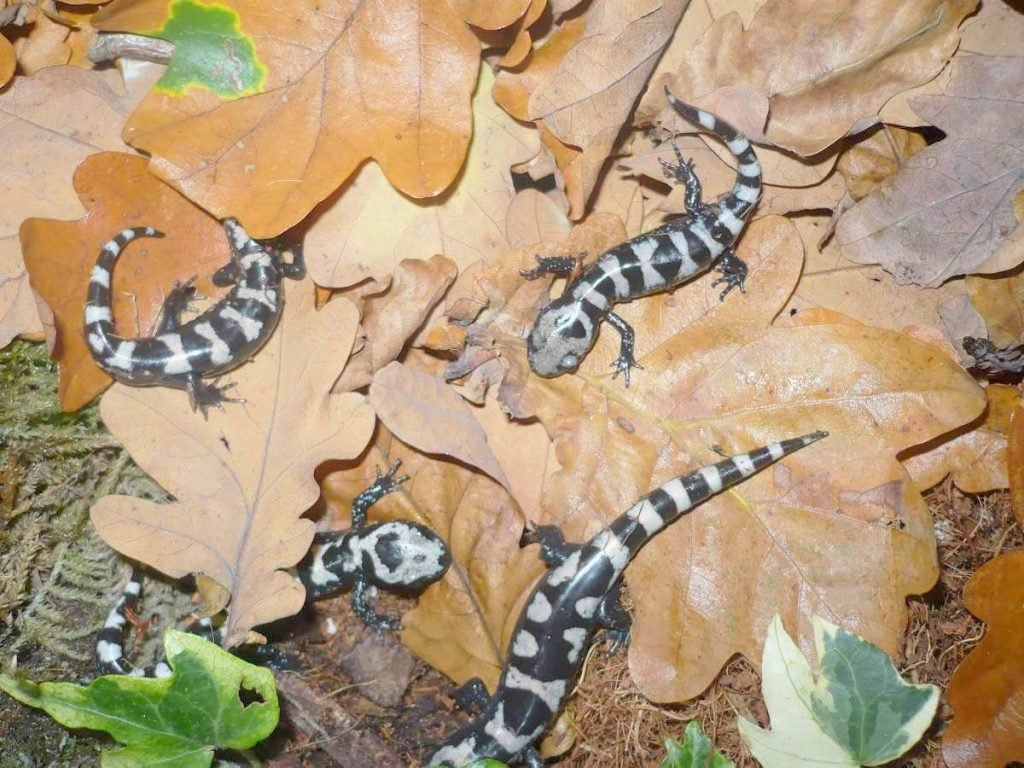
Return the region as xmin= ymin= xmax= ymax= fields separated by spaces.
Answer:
xmin=427 ymin=431 xmax=826 ymax=767
xmin=524 ymin=89 xmax=762 ymax=385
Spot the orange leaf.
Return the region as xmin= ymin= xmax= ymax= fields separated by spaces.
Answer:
xmin=943 ymin=551 xmax=1024 ymax=767
xmin=0 ymin=34 xmax=14 ymax=87
xmin=90 ymin=287 xmax=375 ymax=647
xmin=1010 ymin=405 xmax=1024 ymax=528
xmin=94 ymin=0 xmax=480 ymax=238
xmin=20 ymin=152 xmax=232 ymax=410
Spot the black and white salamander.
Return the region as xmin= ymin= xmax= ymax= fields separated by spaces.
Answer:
xmin=84 ymin=218 xmax=305 ymax=413
xmin=427 ymin=431 xmax=827 ymax=768
xmin=97 ymin=462 xmax=451 ymax=675
xmin=524 ymin=88 xmax=763 ymax=385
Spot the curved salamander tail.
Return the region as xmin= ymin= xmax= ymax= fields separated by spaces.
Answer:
xmin=663 ymin=87 xmax=762 ymax=219
xmin=84 ymin=227 xmax=164 ymax=358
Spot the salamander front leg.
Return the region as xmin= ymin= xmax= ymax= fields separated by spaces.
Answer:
xmin=605 ymin=311 xmax=643 ymax=387
xmin=350 ymin=461 xmax=409 ymax=529
xmin=521 ymin=524 xmax=579 ymax=567
xmin=156 ymin=275 xmax=201 ymax=335
xmin=350 ymin=577 xmax=401 ymax=631
xmin=711 ymin=247 xmax=748 ymax=300
xmin=520 ymin=253 xmax=585 ymax=281
xmin=453 ymin=677 xmax=490 ymax=712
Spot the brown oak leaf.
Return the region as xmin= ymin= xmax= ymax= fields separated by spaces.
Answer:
xmin=837 ymin=55 xmax=1024 ymax=287
xmin=0 ymin=65 xmax=159 ymax=350
xmin=434 ymin=213 xmax=983 ymax=701
xmin=943 ymin=550 xmax=1024 ymax=767
xmin=93 ymin=0 xmax=481 ymax=238
xmin=20 ymin=152 xmax=232 ymax=410
xmin=91 ymin=286 xmax=375 ymax=648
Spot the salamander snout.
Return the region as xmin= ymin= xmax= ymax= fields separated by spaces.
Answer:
xmin=526 ymin=305 xmax=593 ymax=378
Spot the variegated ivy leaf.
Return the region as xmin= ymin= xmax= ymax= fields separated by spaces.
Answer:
xmin=662 ymin=721 xmax=735 ymax=767
xmin=738 ymin=614 xmax=938 ymax=767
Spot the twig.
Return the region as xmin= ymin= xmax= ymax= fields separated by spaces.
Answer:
xmin=88 ymin=33 xmax=175 ymax=65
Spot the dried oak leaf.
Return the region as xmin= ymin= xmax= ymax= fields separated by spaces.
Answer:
xmin=13 ymin=7 xmax=96 ymax=74
xmin=20 ymin=152 xmax=232 ymax=411
xmin=319 ymin=426 xmax=546 ymax=690
xmin=837 ymin=55 xmax=1024 ymax=287
xmin=91 ymin=286 xmax=375 ymax=648
xmin=305 ymin=65 xmax=538 ymax=288
xmin=440 ymin=213 xmax=983 ymax=701
xmin=0 ymin=65 xmax=159 ymax=350
xmin=1011 ymin=404 xmax=1024 ymax=529
xmin=333 ymin=255 xmax=458 ymax=391
xmin=967 ymin=267 xmax=1024 ymax=348
xmin=942 ymin=550 xmax=1024 ymax=768
xmin=0 ymin=32 xmax=13 ymax=86
xmin=902 ymin=383 xmax=1016 ymax=494
xmin=656 ymin=0 xmax=975 ymax=157
xmin=496 ymin=0 xmax=688 ymax=217
xmin=92 ymin=0 xmax=480 ymax=239
xmin=449 ymin=0 xmax=532 ymax=30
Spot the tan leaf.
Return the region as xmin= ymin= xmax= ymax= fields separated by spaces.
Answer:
xmin=369 ymin=361 xmax=512 ymax=493
xmin=439 ymin=213 xmax=983 ymax=701
xmin=334 ymin=255 xmax=458 ymax=391
xmin=943 ymin=551 xmax=1024 ymax=768
xmin=505 ymin=189 xmax=572 ymax=248
xmin=305 ymin=65 xmax=538 ymax=288
xmin=903 ymin=384 xmax=1017 ymax=494
xmin=20 ymin=152 xmax=233 ymax=410
xmin=836 ymin=56 xmax=1024 ymax=287
xmin=967 ymin=269 xmax=1024 ymax=347
xmin=12 ymin=10 xmax=94 ymax=75
xmin=449 ymin=0 xmax=532 ymax=30
xmin=91 ymin=287 xmax=375 ymax=648
xmin=659 ymin=0 xmax=976 ymax=156
xmin=0 ymin=65 xmax=159 ymax=350
xmin=836 ymin=125 xmax=929 ymax=201
xmin=94 ymin=0 xmax=480 ymax=238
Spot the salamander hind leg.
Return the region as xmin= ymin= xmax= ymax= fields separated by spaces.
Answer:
xmin=279 ymin=241 xmax=306 ymax=280
xmin=453 ymin=677 xmax=491 ymax=712
xmin=659 ymin=142 xmax=707 ymax=214
xmin=598 ymin=582 xmax=632 ymax=653
xmin=156 ymin=276 xmax=202 ymax=335
xmin=520 ymin=524 xmax=578 ymax=567
xmin=186 ymin=373 xmax=244 ymax=417
xmin=711 ymin=247 xmax=748 ymax=300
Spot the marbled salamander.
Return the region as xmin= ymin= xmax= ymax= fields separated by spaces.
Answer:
xmin=301 ymin=460 xmax=452 ymax=630
xmin=97 ymin=462 xmax=452 ymax=675
xmin=524 ymin=89 xmax=762 ymax=385
xmin=427 ymin=431 xmax=826 ymax=768
xmin=84 ymin=218 xmax=305 ymax=413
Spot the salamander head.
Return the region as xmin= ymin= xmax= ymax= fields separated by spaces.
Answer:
xmin=527 ymin=301 xmax=596 ymax=378
xmin=356 ymin=521 xmax=452 ymax=592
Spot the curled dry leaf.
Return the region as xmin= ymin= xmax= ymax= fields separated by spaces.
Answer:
xmin=0 ymin=33 xmax=13 ymax=87
xmin=334 ymin=255 xmax=457 ymax=391
xmin=967 ymin=268 xmax=1024 ymax=348
xmin=943 ymin=550 xmax=1024 ymax=768
xmin=496 ymin=0 xmax=688 ymax=217
xmin=449 ymin=0 xmax=532 ymax=30
xmin=93 ymin=0 xmax=480 ymax=238
xmin=305 ymin=65 xmax=538 ymax=288
xmin=439 ymin=213 xmax=983 ymax=701
xmin=91 ymin=286 xmax=375 ymax=648
xmin=837 ymin=55 xmax=1024 ymax=287
xmin=662 ymin=0 xmax=975 ymax=157
xmin=1010 ymin=405 xmax=1024 ymax=529
xmin=369 ymin=360 xmax=512 ymax=493
xmin=20 ymin=152 xmax=232 ymax=411
xmin=0 ymin=65 xmax=158 ymax=350
xmin=835 ymin=125 xmax=929 ymax=202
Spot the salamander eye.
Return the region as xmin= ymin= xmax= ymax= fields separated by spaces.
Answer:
xmin=560 ymin=353 xmax=579 ymax=370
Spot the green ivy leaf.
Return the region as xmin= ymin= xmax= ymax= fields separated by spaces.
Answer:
xmin=661 ymin=721 xmax=735 ymax=767
xmin=150 ymin=0 xmax=266 ymax=98
xmin=738 ymin=614 xmax=938 ymax=768
xmin=0 ymin=629 xmax=278 ymax=768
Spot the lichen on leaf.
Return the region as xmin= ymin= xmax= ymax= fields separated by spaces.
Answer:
xmin=90 ymin=285 xmax=375 ymax=647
